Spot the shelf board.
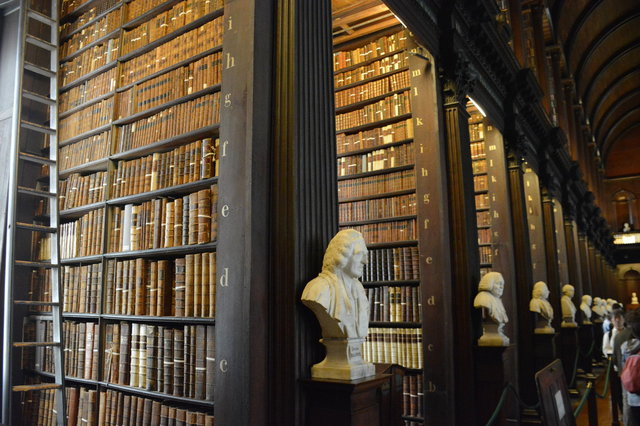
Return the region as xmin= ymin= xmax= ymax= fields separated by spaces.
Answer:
xmin=117 ymin=45 xmax=223 ymax=93
xmin=103 ymin=382 xmax=214 ymax=407
xmin=336 ymin=138 xmax=413 ymax=159
xmin=121 ymin=0 xmax=181 ymax=29
xmin=402 ymin=415 xmax=424 ymax=422
xmin=59 ymin=158 xmax=110 ymax=179
xmin=112 ymin=125 xmax=220 ymax=161
xmin=335 ymin=87 xmax=410 ymax=114
xmin=340 ymin=214 xmax=416 ymax=227
xmin=337 ymin=164 xmax=414 ymax=181
xmin=61 ymin=254 xmax=103 ymax=264
xmin=474 ymin=189 xmax=489 ymax=194
xmin=105 ymin=241 xmax=216 ymax=259
xmin=369 ymin=321 xmax=421 ymax=328
xmin=59 ymin=91 xmax=116 ymax=119
xmin=60 ymin=29 xmax=121 ymax=64
xmin=113 ymin=85 xmax=221 ymax=126
xmin=362 ymin=280 xmax=420 ymax=287
xmin=404 ymin=368 xmax=423 ymax=374
xmin=478 ymin=243 xmax=492 ymax=247
xmin=480 ymin=263 xmax=492 ymax=267
xmin=334 ymin=47 xmax=406 ymax=75
xmin=473 ymin=172 xmax=488 ymax=177
xmin=107 ymin=177 xmax=218 ymax=206
xmin=60 ymin=1 xmax=125 ymax=43
xmin=338 ymin=189 xmax=415 ymax=204
xmin=475 ymin=207 xmax=490 ymax=212
xmin=470 ymin=137 xmax=485 ymax=143
xmin=336 ymin=113 xmax=412 ymax=135
xmin=62 ymin=312 xmax=100 ymax=319
xmin=334 ymin=66 xmax=408 ymax=93
xmin=101 ymin=314 xmax=215 ymax=324
xmin=365 ymin=240 xmax=418 ymax=249
xmin=118 ymin=9 xmax=224 ymax=62
xmin=60 ymin=202 xmax=107 ymax=218
xmin=60 ymin=123 xmax=113 ymax=147
xmin=59 ymin=61 xmax=118 ymax=93
xmin=476 ymin=225 xmax=491 ymax=230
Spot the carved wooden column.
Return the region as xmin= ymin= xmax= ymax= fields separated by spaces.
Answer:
xmin=524 ymin=168 xmax=547 ymax=283
xmin=548 ymin=47 xmax=569 ymax=133
xmin=442 ymin=62 xmax=479 ymax=420
xmin=588 ymin=242 xmax=598 ymax=297
xmin=579 ymin=234 xmax=592 ymax=296
xmin=270 ymin=1 xmax=338 ymax=425
xmin=526 ymin=1 xmax=551 ymax=114
xmin=508 ymin=154 xmax=537 ymax=406
xmin=554 ymin=201 xmax=570 ymax=286
xmin=542 ymin=190 xmax=562 ymax=328
xmin=564 ymin=219 xmax=584 ymax=306
xmin=507 ymin=0 xmax=526 ymax=66
xmin=563 ymin=82 xmax=579 ymax=161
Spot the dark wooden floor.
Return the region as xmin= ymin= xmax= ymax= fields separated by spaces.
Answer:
xmin=576 ymin=367 xmax=621 ymax=426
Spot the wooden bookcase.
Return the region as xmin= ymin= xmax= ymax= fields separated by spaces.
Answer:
xmin=21 ymin=0 xmax=226 ymax=423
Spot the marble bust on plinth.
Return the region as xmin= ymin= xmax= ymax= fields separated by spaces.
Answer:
xmin=561 ymin=284 xmax=577 ymax=328
xmin=580 ymin=294 xmax=592 ymax=324
xmin=530 ymin=281 xmax=554 ymax=334
xmin=301 ymin=229 xmax=375 ymax=380
xmin=473 ymin=272 xmax=509 ymax=346
xmin=591 ymin=297 xmax=605 ymax=321
xmin=632 ymin=292 xmax=639 ymax=305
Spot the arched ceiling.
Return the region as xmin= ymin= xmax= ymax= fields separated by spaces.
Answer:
xmin=550 ymin=0 xmax=640 ymax=172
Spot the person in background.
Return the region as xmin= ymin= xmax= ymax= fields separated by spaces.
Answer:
xmin=620 ymin=310 xmax=640 ymax=425
xmin=604 ymin=309 xmax=625 ymax=420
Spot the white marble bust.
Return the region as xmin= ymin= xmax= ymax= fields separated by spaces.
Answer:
xmin=561 ymin=284 xmax=577 ymax=328
xmin=301 ymin=229 xmax=375 ymax=380
xmin=530 ymin=281 xmax=554 ymax=334
xmin=473 ymin=272 xmax=509 ymax=346
xmin=632 ymin=292 xmax=639 ymax=305
xmin=580 ymin=294 xmax=592 ymax=324
xmin=592 ymin=297 xmax=606 ymax=320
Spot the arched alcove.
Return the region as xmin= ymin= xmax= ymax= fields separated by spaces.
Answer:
xmin=613 ymin=189 xmax=638 ymax=231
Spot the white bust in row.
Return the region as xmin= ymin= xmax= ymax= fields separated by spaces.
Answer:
xmin=530 ymin=281 xmax=554 ymax=333
xmin=473 ymin=272 xmax=509 ymax=346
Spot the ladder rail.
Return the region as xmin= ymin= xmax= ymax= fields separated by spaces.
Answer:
xmin=2 ymin=1 xmax=27 ymax=422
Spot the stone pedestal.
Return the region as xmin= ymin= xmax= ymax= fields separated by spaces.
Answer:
xmin=311 ymin=338 xmax=375 ymax=380
xmin=533 ymin=333 xmax=557 ymax=373
xmin=302 ymin=374 xmax=400 ymax=426
xmin=557 ymin=327 xmax=579 ymax=394
xmin=475 ymin=345 xmax=514 ymax=426
xmin=578 ymin=323 xmax=594 ymax=376
xmin=592 ymin=319 xmax=604 ymax=364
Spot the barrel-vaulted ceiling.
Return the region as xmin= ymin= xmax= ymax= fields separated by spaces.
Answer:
xmin=549 ymin=0 xmax=640 ymax=176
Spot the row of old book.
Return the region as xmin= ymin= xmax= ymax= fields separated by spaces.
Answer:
xmin=337 ymin=169 xmax=415 ymax=200
xmin=343 ymin=218 xmax=417 ymax=244
xmin=61 ymin=0 xmax=96 ymax=19
xmin=360 ymin=246 xmax=420 ymax=283
xmin=116 ymin=92 xmax=221 ymax=153
xmin=336 ymin=118 xmax=414 ymax=154
xmin=60 ymin=0 xmax=120 ymax=37
xmin=60 ymin=68 xmax=117 ymax=114
xmin=119 ymin=18 xmax=224 ymax=87
xmin=63 ymin=263 xmax=103 ymax=313
xmin=59 ymin=171 xmax=108 ymax=211
xmin=22 ymin=387 xmax=215 ymax=426
xmin=60 ymin=209 xmax=105 ymax=259
xmin=108 ymin=186 xmax=218 ymax=252
xmin=470 ymin=140 xmax=487 ymax=159
xmin=478 ymin=228 xmax=492 ymax=245
xmin=110 ymin=139 xmax=218 ymax=199
xmin=477 ymin=210 xmax=492 ymax=227
xmin=333 ymin=30 xmax=407 ymax=72
xmin=469 ymin=123 xmax=484 ymax=145
xmin=336 ymin=143 xmax=415 ymax=177
xmin=103 ymin=322 xmax=215 ymax=400
xmin=338 ymin=192 xmax=417 ymax=222
xmin=29 ymin=269 xmax=53 ymax=312
xmin=403 ymin=373 xmax=424 ymax=419
xmin=334 ymin=52 xmax=409 ymax=89
xmin=60 ymin=97 xmax=114 ymax=142
xmin=103 ymin=254 xmax=216 ymax=317
xmin=363 ymin=327 xmax=423 ymax=369
xmin=117 ymin=52 xmax=222 ymax=119
xmin=335 ymin=92 xmax=412 ymax=132
xmin=479 ymin=245 xmax=493 ymax=265
xmin=60 ymin=6 xmax=122 ymax=59
xmin=126 ymin=0 xmax=224 ymax=33
xmin=472 ymin=158 xmax=488 ymax=175
xmin=366 ymin=286 xmax=422 ymax=323
xmin=334 ymin=71 xmax=410 ymax=109
xmin=473 ymin=173 xmax=489 ymax=191
xmin=60 ymin=38 xmax=119 ymax=87
xmin=121 ymin=0 xmax=223 ymax=56
xmin=60 ymin=130 xmax=111 ymax=172
xmin=476 ymin=193 xmax=490 ymax=210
